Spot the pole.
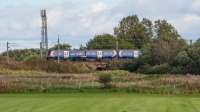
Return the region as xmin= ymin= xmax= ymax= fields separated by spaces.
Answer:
xmin=6 ymin=41 xmax=9 ymax=63
xmin=116 ymin=37 xmax=119 ymax=51
xmin=40 ymin=42 xmax=43 ymax=59
xmin=190 ymin=40 xmax=193 ymax=46
xmin=115 ymin=36 xmax=119 ymax=59
xmin=57 ymin=35 xmax=60 ymax=64
xmin=114 ymin=28 xmax=119 ymax=59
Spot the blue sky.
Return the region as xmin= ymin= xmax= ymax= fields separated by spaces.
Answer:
xmin=0 ymin=0 xmax=200 ymax=52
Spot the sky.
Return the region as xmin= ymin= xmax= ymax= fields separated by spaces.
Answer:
xmin=0 ymin=0 xmax=200 ymax=52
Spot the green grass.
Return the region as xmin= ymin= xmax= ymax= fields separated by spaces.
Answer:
xmin=0 ymin=93 xmax=200 ymax=112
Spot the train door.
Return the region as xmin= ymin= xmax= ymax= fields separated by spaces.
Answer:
xmin=134 ymin=50 xmax=140 ymax=58
xmin=64 ymin=51 xmax=69 ymax=59
xmin=97 ymin=51 xmax=103 ymax=59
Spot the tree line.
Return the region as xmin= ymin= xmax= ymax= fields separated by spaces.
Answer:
xmin=86 ymin=15 xmax=200 ymax=74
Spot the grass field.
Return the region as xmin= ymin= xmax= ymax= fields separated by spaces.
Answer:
xmin=0 ymin=93 xmax=200 ymax=112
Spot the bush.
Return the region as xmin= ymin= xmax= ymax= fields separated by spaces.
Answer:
xmin=98 ymin=73 xmax=112 ymax=88
xmin=172 ymin=51 xmax=192 ymax=66
xmin=107 ymin=60 xmax=133 ymax=70
xmin=124 ymin=58 xmax=144 ymax=72
xmin=169 ymin=51 xmax=192 ymax=74
xmin=95 ymin=70 xmax=130 ymax=76
xmin=138 ymin=64 xmax=170 ymax=74
xmin=170 ymin=66 xmax=187 ymax=74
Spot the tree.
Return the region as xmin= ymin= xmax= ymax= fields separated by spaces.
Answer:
xmin=49 ymin=43 xmax=71 ymax=51
xmin=172 ymin=51 xmax=192 ymax=66
xmin=141 ymin=20 xmax=187 ymax=65
xmin=154 ymin=20 xmax=180 ymax=40
xmin=118 ymin=39 xmax=135 ymax=49
xmin=193 ymin=39 xmax=200 ymax=47
xmin=86 ymin=34 xmax=134 ymax=49
xmin=151 ymin=39 xmax=186 ymax=64
xmin=142 ymin=18 xmax=153 ymax=39
xmin=115 ymin=15 xmax=152 ymax=49
xmin=186 ymin=45 xmax=200 ymax=74
xmin=87 ymin=34 xmax=116 ymax=49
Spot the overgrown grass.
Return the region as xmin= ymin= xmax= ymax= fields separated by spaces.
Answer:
xmin=0 ymin=57 xmax=96 ymax=74
xmin=0 ymin=68 xmax=46 ymax=75
xmin=0 ymin=71 xmax=199 ymax=94
xmin=0 ymin=57 xmax=200 ymax=94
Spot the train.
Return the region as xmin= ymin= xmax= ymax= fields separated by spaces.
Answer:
xmin=47 ymin=50 xmax=141 ymax=61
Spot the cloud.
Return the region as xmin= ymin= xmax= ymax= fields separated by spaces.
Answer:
xmin=192 ymin=0 xmax=200 ymax=11
xmin=169 ymin=14 xmax=200 ymax=40
xmin=184 ymin=15 xmax=200 ymax=23
xmin=91 ymin=2 xmax=108 ymax=14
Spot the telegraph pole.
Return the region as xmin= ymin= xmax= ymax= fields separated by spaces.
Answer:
xmin=57 ymin=35 xmax=60 ymax=64
xmin=6 ymin=41 xmax=10 ymax=63
xmin=114 ymin=28 xmax=119 ymax=59
xmin=40 ymin=42 xmax=43 ymax=59
xmin=114 ymin=34 xmax=119 ymax=59
xmin=190 ymin=40 xmax=193 ymax=46
xmin=116 ymin=37 xmax=119 ymax=51
xmin=116 ymin=36 xmax=119 ymax=59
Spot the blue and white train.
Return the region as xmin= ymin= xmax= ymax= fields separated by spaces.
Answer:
xmin=48 ymin=50 xmax=141 ymax=60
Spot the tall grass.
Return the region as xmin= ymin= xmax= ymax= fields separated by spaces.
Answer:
xmin=0 ymin=70 xmax=199 ymax=94
xmin=0 ymin=57 xmax=96 ymax=74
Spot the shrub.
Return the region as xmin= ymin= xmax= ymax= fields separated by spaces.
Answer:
xmin=172 ymin=51 xmax=191 ymax=66
xmin=95 ymin=70 xmax=130 ymax=76
xmin=98 ymin=73 xmax=112 ymax=88
xmin=170 ymin=66 xmax=187 ymax=74
xmin=138 ymin=64 xmax=170 ymax=74
xmin=124 ymin=58 xmax=144 ymax=72
xmin=107 ymin=60 xmax=133 ymax=70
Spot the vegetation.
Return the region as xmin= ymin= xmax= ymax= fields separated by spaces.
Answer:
xmin=98 ymin=73 xmax=112 ymax=88
xmin=115 ymin=16 xmax=153 ymax=49
xmin=86 ymin=34 xmax=134 ymax=49
xmin=0 ymin=57 xmax=96 ymax=74
xmin=1 ymin=49 xmax=40 ymax=61
xmin=0 ymin=70 xmax=200 ymax=94
xmin=85 ymin=15 xmax=200 ymax=74
xmin=113 ymin=16 xmax=200 ymax=75
xmin=0 ymin=93 xmax=199 ymax=112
